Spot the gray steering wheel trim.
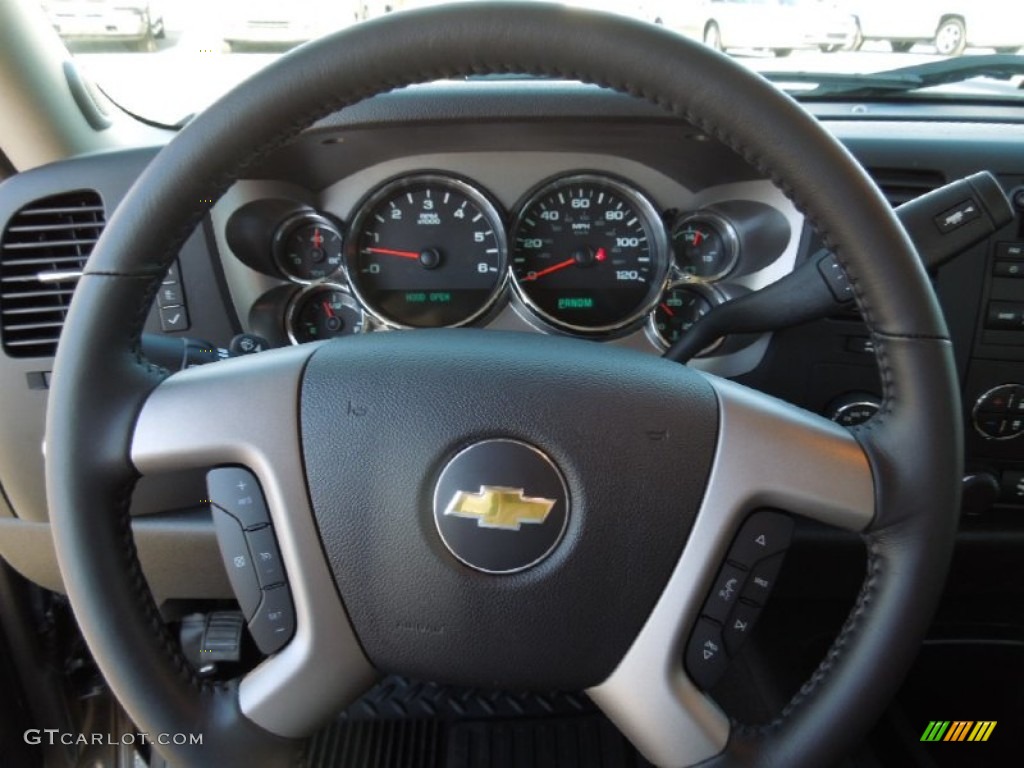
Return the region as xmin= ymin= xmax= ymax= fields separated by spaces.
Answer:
xmin=44 ymin=4 xmax=961 ymax=767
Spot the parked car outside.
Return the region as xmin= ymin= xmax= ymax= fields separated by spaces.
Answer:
xmin=654 ymin=0 xmax=858 ymax=56
xmin=842 ymin=0 xmax=1024 ymax=55
xmin=40 ymin=0 xmax=164 ymax=51
xmin=218 ymin=0 xmax=359 ymax=50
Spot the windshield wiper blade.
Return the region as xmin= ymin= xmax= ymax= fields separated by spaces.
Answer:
xmin=763 ymin=54 xmax=1024 ymax=99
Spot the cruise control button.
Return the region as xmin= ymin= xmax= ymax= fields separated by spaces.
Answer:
xmin=249 ymin=584 xmax=295 ymax=655
xmin=685 ymin=618 xmax=728 ymax=691
xmin=724 ymin=599 xmax=763 ymax=656
xmin=211 ymin=509 xmax=261 ymax=620
xmin=207 ymin=467 xmax=270 ymax=530
xmin=703 ymin=563 xmax=748 ymax=623
xmin=728 ymin=511 xmax=794 ymax=568
xmin=245 ymin=526 xmax=286 ymax=587
xmin=740 ymin=552 xmax=784 ymax=604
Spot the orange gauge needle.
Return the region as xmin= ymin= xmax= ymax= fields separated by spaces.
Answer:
xmin=525 ymin=257 xmax=576 ymax=281
xmin=366 ymin=247 xmax=420 ymax=260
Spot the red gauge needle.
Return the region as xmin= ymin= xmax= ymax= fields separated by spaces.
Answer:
xmin=660 ymin=302 xmax=675 ymax=317
xmin=312 ymin=227 xmax=323 ymax=249
xmin=366 ymin=247 xmax=420 ymax=260
xmin=322 ymin=300 xmax=335 ymax=319
xmin=691 ymin=231 xmax=704 ymax=246
xmin=595 ymin=247 xmax=608 ymax=263
xmin=525 ymin=257 xmax=576 ymax=281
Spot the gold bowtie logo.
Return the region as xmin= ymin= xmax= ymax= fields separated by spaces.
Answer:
xmin=444 ymin=486 xmax=555 ymax=530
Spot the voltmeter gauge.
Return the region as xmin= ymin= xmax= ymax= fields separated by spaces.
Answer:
xmin=286 ymin=284 xmax=365 ymax=344
xmin=670 ymin=212 xmax=739 ymax=281
xmin=273 ymin=212 xmax=344 ymax=284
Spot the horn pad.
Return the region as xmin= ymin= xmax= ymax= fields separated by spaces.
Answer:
xmin=300 ymin=330 xmax=719 ymax=689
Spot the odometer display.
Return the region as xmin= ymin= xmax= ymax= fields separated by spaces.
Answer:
xmin=346 ymin=175 xmax=507 ymax=328
xmin=510 ymin=175 xmax=668 ymax=334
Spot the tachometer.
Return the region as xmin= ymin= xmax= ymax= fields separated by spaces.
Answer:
xmin=510 ymin=174 xmax=668 ymax=334
xmin=345 ymin=174 xmax=507 ymax=328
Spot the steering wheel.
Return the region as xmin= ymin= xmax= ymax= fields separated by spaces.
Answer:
xmin=44 ymin=4 xmax=961 ymax=767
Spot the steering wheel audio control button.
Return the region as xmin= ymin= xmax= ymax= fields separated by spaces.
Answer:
xmin=245 ymin=526 xmax=287 ymax=588
xmin=724 ymin=599 xmax=763 ymax=656
xmin=207 ymin=467 xmax=271 ymax=530
xmin=740 ymin=553 xmax=785 ymax=604
xmin=248 ymin=584 xmax=295 ymax=655
xmin=727 ymin=510 xmax=794 ymax=568
xmin=702 ymin=563 xmax=748 ymax=623
xmin=210 ymin=509 xmax=261 ymax=620
xmin=685 ymin=617 xmax=729 ymax=691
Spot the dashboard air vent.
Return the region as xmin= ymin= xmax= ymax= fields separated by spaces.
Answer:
xmin=0 ymin=191 xmax=104 ymax=358
xmin=866 ymin=168 xmax=946 ymax=207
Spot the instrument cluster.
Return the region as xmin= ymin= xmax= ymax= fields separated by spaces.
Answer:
xmin=225 ymin=170 xmax=780 ymax=356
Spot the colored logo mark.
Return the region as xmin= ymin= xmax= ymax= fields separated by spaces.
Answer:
xmin=920 ymin=721 xmax=997 ymax=742
xmin=444 ymin=486 xmax=555 ymax=530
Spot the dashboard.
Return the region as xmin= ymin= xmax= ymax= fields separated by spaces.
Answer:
xmin=0 ymin=81 xmax=1023 ymax=600
xmin=214 ymin=153 xmax=798 ymax=378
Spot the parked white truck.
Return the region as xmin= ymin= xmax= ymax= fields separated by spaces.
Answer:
xmin=845 ymin=1 xmax=1023 ymax=55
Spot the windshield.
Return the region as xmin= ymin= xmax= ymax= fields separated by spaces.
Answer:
xmin=36 ymin=0 xmax=1024 ymax=126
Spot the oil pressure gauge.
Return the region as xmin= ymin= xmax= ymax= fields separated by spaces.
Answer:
xmin=647 ymin=282 xmax=729 ymax=355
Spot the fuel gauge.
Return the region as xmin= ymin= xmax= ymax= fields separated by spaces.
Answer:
xmin=287 ymin=284 xmax=365 ymax=344
xmin=273 ymin=212 xmax=344 ymax=283
xmin=670 ymin=212 xmax=739 ymax=281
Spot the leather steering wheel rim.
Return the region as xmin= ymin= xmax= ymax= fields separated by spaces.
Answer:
xmin=44 ymin=4 xmax=962 ymax=767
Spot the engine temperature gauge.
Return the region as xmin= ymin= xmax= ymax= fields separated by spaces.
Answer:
xmin=287 ymin=285 xmax=365 ymax=344
xmin=670 ymin=212 xmax=739 ymax=281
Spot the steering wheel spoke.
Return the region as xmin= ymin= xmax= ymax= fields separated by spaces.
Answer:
xmin=589 ymin=376 xmax=874 ymax=767
xmin=131 ymin=345 xmax=375 ymax=737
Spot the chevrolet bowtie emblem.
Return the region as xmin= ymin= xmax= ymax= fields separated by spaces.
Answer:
xmin=444 ymin=486 xmax=555 ymax=530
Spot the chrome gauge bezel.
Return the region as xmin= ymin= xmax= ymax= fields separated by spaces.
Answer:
xmin=343 ymin=173 xmax=510 ymax=330
xmin=508 ymin=173 xmax=670 ymax=337
xmin=285 ymin=283 xmax=367 ymax=345
xmin=972 ymin=384 xmax=1024 ymax=442
xmin=645 ymin=280 xmax=727 ymax=356
xmin=669 ymin=211 xmax=740 ymax=283
xmin=272 ymin=211 xmax=346 ymax=285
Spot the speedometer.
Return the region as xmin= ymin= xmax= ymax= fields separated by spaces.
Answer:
xmin=510 ymin=174 xmax=668 ymax=334
xmin=345 ymin=174 xmax=508 ymax=328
